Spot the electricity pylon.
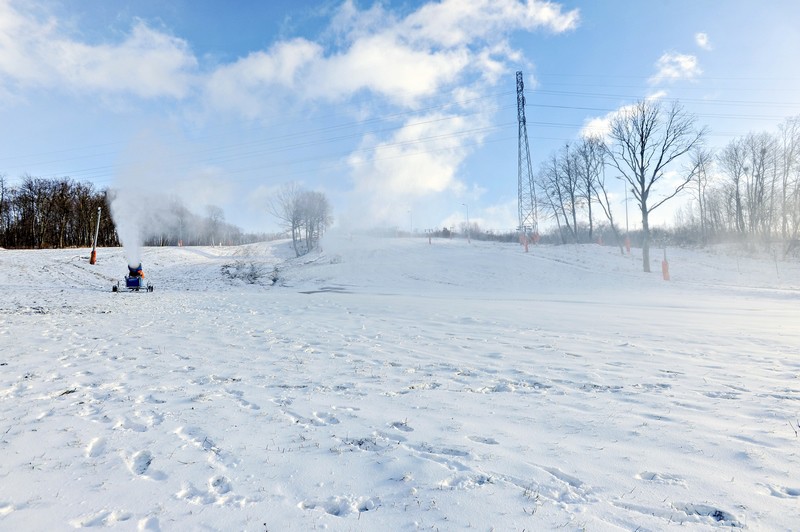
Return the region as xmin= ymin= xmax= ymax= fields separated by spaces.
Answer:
xmin=516 ymin=71 xmax=538 ymax=237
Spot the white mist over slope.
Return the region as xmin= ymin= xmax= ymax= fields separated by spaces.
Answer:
xmin=108 ymin=136 xmax=175 ymax=269
xmin=108 ymin=132 xmax=228 ymax=267
xmin=109 ymin=186 xmax=184 ymax=269
xmin=1 ymin=237 xmax=799 ymax=530
xmin=108 ymin=186 xmax=144 ymax=268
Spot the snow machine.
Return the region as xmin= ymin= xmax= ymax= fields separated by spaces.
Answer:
xmin=112 ymin=263 xmax=154 ymax=292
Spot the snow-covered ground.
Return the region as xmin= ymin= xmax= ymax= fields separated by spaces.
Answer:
xmin=1 ymin=236 xmax=799 ymax=531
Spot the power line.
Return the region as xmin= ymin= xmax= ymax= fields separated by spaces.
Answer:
xmin=3 ymin=82 xmax=799 ymax=188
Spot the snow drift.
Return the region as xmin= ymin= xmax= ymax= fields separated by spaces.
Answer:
xmin=0 ymin=236 xmax=798 ymax=530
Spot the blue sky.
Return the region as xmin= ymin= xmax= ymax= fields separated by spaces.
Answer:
xmin=1 ymin=0 xmax=799 ymax=234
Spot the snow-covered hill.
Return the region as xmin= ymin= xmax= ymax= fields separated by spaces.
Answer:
xmin=1 ymin=236 xmax=798 ymax=530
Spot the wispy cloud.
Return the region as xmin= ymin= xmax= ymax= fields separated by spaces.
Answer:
xmin=0 ymin=2 xmax=196 ymax=99
xmin=0 ymin=0 xmax=579 ymax=110
xmin=695 ymin=32 xmax=712 ymax=50
xmin=401 ymin=0 xmax=579 ymax=47
xmin=580 ymin=92 xmax=667 ymax=140
xmin=205 ymin=0 xmax=579 ymax=113
xmin=346 ymin=112 xmax=477 ymax=222
xmin=205 ymin=38 xmax=322 ymax=118
xmin=649 ymin=52 xmax=702 ymax=84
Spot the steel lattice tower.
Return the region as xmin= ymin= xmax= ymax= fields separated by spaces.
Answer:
xmin=516 ymin=71 xmax=538 ymax=236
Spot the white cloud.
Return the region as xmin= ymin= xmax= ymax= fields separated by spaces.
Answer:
xmin=206 ymin=0 xmax=579 ymax=114
xmin=649 ymin=52 xmax=702 ymax=84
xmin=345 ymin=111 xmax=494 ymax=224
xmin=580 ymin=101 xmax=638 ymax=140
xmin=310 ymin=34 xmax=470 ymax=105
xmin=580 ymin=115 xmax=613 ymax=140
xmin=646 ymin=90 xmax=668 ymax=101
xmin=57 ymin=22 xmax=197 ymax=98
xmin=0 ymin=0 xmax=579 ymax=111
xmin=349 ymin=113 xmax=473 ymax=196
xmin=0 ymin=2 xmax=197 ymax=98
xmin=580 ymin=92 xmax=667 ymax=140
xmin=402 ymin=0 xmax=579 ymax=48
xmin=205 ymin=38 xmax=322 ymax=117
xmin=475 ymin=41 xmax=522 ymax=84
xmin=695 ymin=32 xmax=712 ymax=50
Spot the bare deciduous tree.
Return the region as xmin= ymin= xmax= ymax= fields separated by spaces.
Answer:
xmin=777 ymin=116 xmax=800 ymax=243
xmin=689 ymin=147 xmax=715 ymax=246
xmin=205 ymin=205 xmax=225 ymax=246
xmin=605 ymin=100 xmax=706 ymax=272
xmin=536 ymin=155 xmax=568 ymax=244
xmin=299 ymin=190 xmax=332 ymax=252
xmin=268 ymin=184 xmax=332 ymax=257
xmin=558 ymin=144 xmax=582 ymax=242
xmin=717 ymin=137 xmax=748 ymax=234
xmin=576 ymin=136 xmax=604 ymax=242
xmin=269 ymin=183 xmax=304 ymax=256
xmin=589 ymin=147 xmax=627 ymax=255
xmin=742 ymin=132 xmax=776 ymax=238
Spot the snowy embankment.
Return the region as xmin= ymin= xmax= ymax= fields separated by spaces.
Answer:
xmin=1 ymin=236 xmax=799 ymax=530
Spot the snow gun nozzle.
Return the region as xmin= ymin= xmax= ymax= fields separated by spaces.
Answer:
xmin=128 ymin=263 xmax=144 ymax=278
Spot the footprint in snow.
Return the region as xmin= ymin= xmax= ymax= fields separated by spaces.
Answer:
xmin=299 ymin=495 xmax=380 ymax=517
xmin=766 ymin=484 xmax=800 ymax=498
xmin=313 ymin=411 xmax=340 ymax=425
xmin=225 ymin=388 xmax=261 ymax=410
xmin=137 ymin=516 xmax=161 ymax=531
xmin=636 ymin=471 xmax=686 ymax=487
xmin=70 ymin=509 xmax=132 ymax=528
xmin=209 ymin=475 xmax=232 ymax=495
xmin=390 ymin=421 xmax=413 ymax=432
xmin=674 ymin=503 xmax=743 ymax=527
xmin=115 ymin=417 xmax=148 ymax=432
xmin=467 ymin=435 xmax=498 ymax=445
xmin=128 ymin=450 xmax=153 ymax=476
xmin=85 ymin=437 xmax=106 ymax=458
xmin=440 ymin=473 xmax=495 ymax=490
xmin=134 ymin=409 xmax=165 ymax=427
xmin=175 ymin=476 xmax=247 ymax=507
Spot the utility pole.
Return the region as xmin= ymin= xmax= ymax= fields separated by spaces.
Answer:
xmin=462 ymin=203 xmax=470 ymax=243
xmin=624 ymin=186 xmax=631 ymax=255
xmin=625 ymin=186 xmax=629 ymax=235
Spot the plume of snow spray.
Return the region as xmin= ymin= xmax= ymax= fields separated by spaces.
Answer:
xmin=110 ymin=182 xmax=183 ymax=268
xmin=109 ymin=135 xmax=173 ymax=269
xmin=109 ymin=185 xmax=145 ymax=269
xmin=109 ymin=130 xmax=240 ymax=263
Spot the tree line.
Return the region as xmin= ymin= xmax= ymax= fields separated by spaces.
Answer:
xmin=132 ymin=201 xmax=275 ymax=248
xmin=680 ymin=117 xmax=800 ymax=251
xmin=0 ymin=175 xmax=115 ymax=249
xmin=535 ymin=99 xmax=800 ymax=271
xmin=0 ymin=175 xmax=275 ymax=249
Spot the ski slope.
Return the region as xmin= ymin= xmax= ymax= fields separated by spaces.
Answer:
xmin=1 ymin=236 xmax=799 ymax=530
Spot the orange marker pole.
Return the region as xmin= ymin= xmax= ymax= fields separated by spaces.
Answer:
xmin=89 ymin=207 xmax=101 ymax=265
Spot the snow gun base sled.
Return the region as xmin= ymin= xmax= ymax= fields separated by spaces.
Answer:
xmin=112 ymin=263 xmax=154 ymax=292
